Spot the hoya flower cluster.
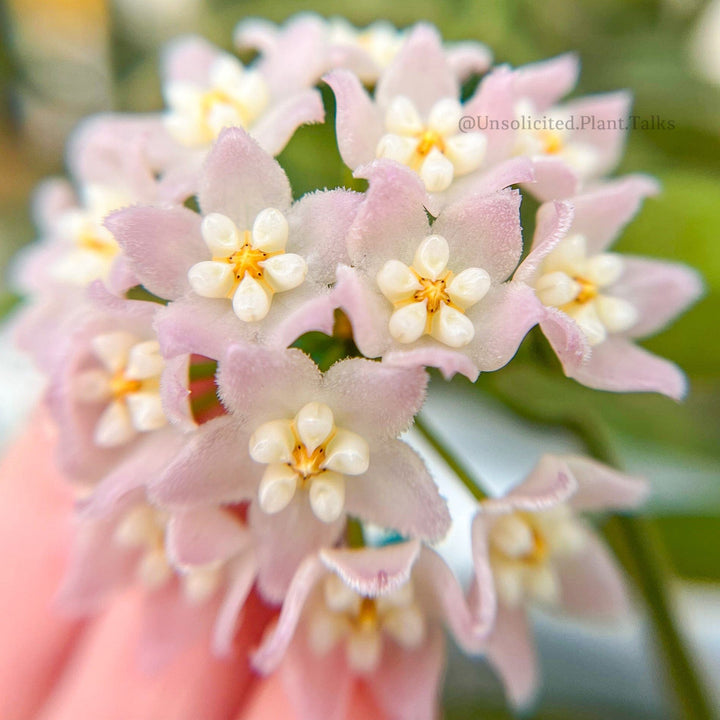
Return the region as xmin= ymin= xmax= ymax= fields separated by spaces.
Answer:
xmin=13 ymin=13 xmax=701 ymax=720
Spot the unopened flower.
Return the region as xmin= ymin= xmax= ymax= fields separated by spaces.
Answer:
xmin=335 ymin=161 xmax=543 ymax=380
xmin=253 ymin=541 xmax=492 ymax=720
xmin=150 ymin=344 xmax=450 ymax=601
xmin=472 ymin=454 xmax=648 ymax=708
xmin=515 ymin=176 xmax=704 ymax=398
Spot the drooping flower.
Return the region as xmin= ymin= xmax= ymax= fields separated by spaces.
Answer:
xmin=483 ymin=53 xmax=633 ymax=200
xmin=325 ymin=24 xmax=532 ymax=211
xmin=161 ymin=33 xmax=324 ymax=158
xmin=235 ymin=14 xmax=491 ymax=87
xmin=149 ymin=343 xmax=450 ymax=601
xmin=471 ymin=454 xmax=648 ymax=708
xmin=515 ymin=176 xmax=704 ymax=398
xmin=252 ymin=540 xmax=493 ymax=720
xmin=108 ymin=127 xmax=361 ymax=354
xmin=334 ymin=160 xmax=544 ymax=380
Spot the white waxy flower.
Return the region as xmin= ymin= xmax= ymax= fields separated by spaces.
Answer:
xmin=378 ymin=234 xmax=488 ymax=348
xmin=81 ymin=332 xmax=167 ymax=447
xmin=376 ymin=260 xmax=421 ymax=303
xmin=188 ymin=210 xmax=307 ymax=322
xmin=489 ymin=505 xmax=586 ymax=608
xmin=308 ymin=471 xmax=346 ymax=523
xmin=252 ymin=208 xmax=289 ymax=253
xmin=309 ymin=575 xmax=425 ymax=672
xmin=323 ymin=429 xmax=370 ymax=475
xmin=535 ymin=233 xmax=638 ymax=345
xmin=296 ymin=402 xmax=335 ymax=453
xmin=388 ymin=302 xmax=428 ymax=344
xmin=183 ymin=564 xmax=223 ymax=604
xmin=413 ymin=235 xmax=449 ymax=280
xmin=201 ymin=213 xmax=241 ymax=256
xmin=258 ymin=464 xmax=298 ymax=515
xmin=249 ymin=419 xmax=295 ymax=464
xmin=376 ymin=96 xmax=486 ymax=192
xmin=164 ymin=54 xmax=270 ymax=147
xmin=249 ymin=402 xmax=370 ymax=523
xmin=262 ymin=253 xmax=307 ymax=292
xmin=232 ymin=275 xmax=271 ymax=321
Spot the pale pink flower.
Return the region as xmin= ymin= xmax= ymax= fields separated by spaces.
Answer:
xmin=334 ymin=160 xmax=544 ymax=381
xmin=252 ymin=540 xmax=493 ymax=720
xmin=235 ymin=14 xmax=491 ymax=86
xmin=149 ymin=343 xmax=450 ymax=602
xmin=325 ymin=24 xmax=532 ymax=212
xmin=108 ymin=127 xmax=361 ymax=353
xmin=515 ymin=176 xmax=704 ymax=398
xmin=471 ymin=454 xmax=648 ymax=708
xmin=483 ymin=53 xmax=633 ymax=200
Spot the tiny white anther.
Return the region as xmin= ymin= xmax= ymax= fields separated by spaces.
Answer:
xmin=491 ymin=514 xmax=535 ymax=559
xmin=249 ymin=419 xmax=295 ymax=464
xmin=535 ymin=271 xmax=581 ymax=307
xmin=413 ymin=235 xmax=449 ymax=280
xmin=91 ymin=331 xmax=137 ymax=373
xmin=427 ymin=98 xmax=463 ymax=137
xmin=323 ymin=429 xmax=370 ymax=476
xmin=258 ymin=464 xmax=298 ymax=515
xmin=388 ymin=301 xmax=427 ymax=344
xmin=595 ymin=295 xmax=638 ymax=334
xmin=232 ymin=275 xmax=271 ymax=321
xmin=126 ymin=391 xmax=167 ymax=432
xmin=346 ymin=630 xmax=382 ymax=674
xmin=189 ymin=261 xmax=235 ymax=298
xmin=295 ymin=402 xmax=335 ymax=453
xmin=444 ymin=132 xmax=487 ymax=175
xmin=252 ymin=208 xmax=289 ymax=253
xmin=447 ymin=267 xmax=491 ymax=310
xmin=384 ymin=96 xmax=423 ymax=135
xmin=94 ymin=400 xmax=136 ymax=447
xmin=201 ymin=213 xmax=241 ymax=256
xmin=261 ymin=253 xmax=307 ymax=292
xmin=376 ymin=133 xmax=417 ymax=165
xmin=376 ymin=260 xmax=421 ymax=303
xmin=309 ymin=471 xmax=346 ymax=523
xmin=419 ymin=148 xmax=454 ymax=192
xmin=430 ymin=303 xmax=475 ymax=348
xmin=382 ymin=604 xmax=426 ymax=648
xmin=125 ymin=340 xmax=164 ymax=381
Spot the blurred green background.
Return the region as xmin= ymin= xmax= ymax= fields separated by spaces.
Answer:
xmin=0 ymin=0 xmax=718 ymax=718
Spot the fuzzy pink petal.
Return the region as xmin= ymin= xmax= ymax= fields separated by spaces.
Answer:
xmin=538 ymin=305 xmax=591 ymax=373
xmin=463 ymin=66 xmax=516 ymax=166
xmin=154 ymin=295 xmax=244 ymax=360
xmin=464 ymin=282 xmax=545 ymax=372
xmin=557 ymin=531 xmax=632 ymax=617
xmin=432 ymin=189 xmax=522 ymax=282
xmin=433 ymin=156 xmax=535 ymax=215
xmin=36 ymin=588 xmax=262 ymax=720
xmin=150 ymin=416 xmax=259 ymax=506
xmin=564 ymin=455 xmax=648 ymax=512
xmin=375 ymin=24 xmax=458 ymax=115
xmin=279 ymin=639 xmax=354 ymax=720
xmin=569 ymin=174 xmax=660 ymax=255
xmin=486 ymin=602 xmax=539 ymax=709
xmin=250 ymin=498 xmax=344 ymax=604
xmin=321 ymin=358 xmax=428 ymax=441
xmin=166 ymin=507 xmax=251 ymax=566
xmin=384 ymin=346 xmax=480 ymax=381
xmin=563 ymin=91 xmax=632 ymax=176
xmin=106 ymin=205 xmax=205 ymax=301
xmin=251 ymin=554 xmax=325 ymax=673
xmin=0 ymin=411 xmax=83 ymax=720
xmin=213 ymin=552 xmax=259 ymax=657
xmin=512 ymin=53 xmax=580 ymax=110
xmin=333 ymin=264 xmax=391 ymax=359
xmin=446 ymin=41 xmax=493 ymax=78
xmin=344 ymin=440 xmax=450 ymax=542
xmin=433 ymin=190 xmax=522 ymax=282
xmin=348 ymin=160 xmax=431 ymax=269
xmin=217 ymin=344 xmax=322 ymax=422
xmin=251 ymin=89 xmax=325 ymax=156
xmin=199 ymin=127 xmax=292 ymax=228
xmin=287 ymin=188 xmax=362 ymax=283
xmin=324 ymin=69 xmax=384 ymax=169
xmin=482 ymin=455 xmax=577 ymax=515
xmin=569 ymin=337 xmax=688 ymax=399
xmin=370 ymin=625 xmax=445 ymax=720
xmin=162 ymin=35 xmax=218 ymax=84
xmin=515 ymin=200 xmax=575 ymax=283
xmin=32 ymin=178 xmax=76 ymax=233
xmin=161 ymin=354 xmax=195 ymax=431
xmin=79 ymin=431 xmax=188 ymax=519
xmin=415 ymin=547 xmax=491 ymax=654
xmin=612 ymin=257 xmax=703 ymax=339
xmin=320 ymin=541 xmax=421 ymax=596
xmin=233 ymin=18 xmax=279 ymax=54
xmin=524 ymin=155 xmax=580 ymax=201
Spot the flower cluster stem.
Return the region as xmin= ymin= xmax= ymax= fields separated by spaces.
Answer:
xmin=413 ymin=414 xmax=487 ymax=501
